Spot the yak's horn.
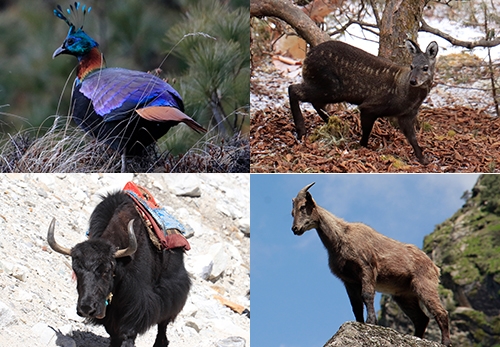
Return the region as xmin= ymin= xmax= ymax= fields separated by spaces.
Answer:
xmin=297 ymin=182 xmax=316 ymax=198
xmin=114 ymin=219 xmax=138 ymax=258
xmin=47 ymin=218 xmax=72 ymax=256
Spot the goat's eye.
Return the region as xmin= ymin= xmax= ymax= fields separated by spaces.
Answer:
xmin=423 ymin=66 xmax=429 ymax=72
xmin=410 ymin=65 xmax=414 ymax=70
xmin=300 ymin=205 xmax=306 ymax=211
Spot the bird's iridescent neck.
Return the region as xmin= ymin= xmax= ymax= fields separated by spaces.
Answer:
xmin=77 ymin=47 xmax=105 ymax=81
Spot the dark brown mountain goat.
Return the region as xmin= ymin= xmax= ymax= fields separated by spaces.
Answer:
xmin=288 ymin=40 xmax=438 ymax=164
xmin=291 ymin=183 xmax=451 ymax=346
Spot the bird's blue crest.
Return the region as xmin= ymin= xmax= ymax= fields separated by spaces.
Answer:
xmin=54 ymin=2 xmax=91 ymax=33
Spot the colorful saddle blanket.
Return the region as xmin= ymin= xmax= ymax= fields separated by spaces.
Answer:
xmin=123 ymin=181 xmax=190 ymax=251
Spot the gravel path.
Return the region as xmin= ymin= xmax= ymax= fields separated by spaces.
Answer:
xmin=0 ymin=173 xmax=249 ymax=347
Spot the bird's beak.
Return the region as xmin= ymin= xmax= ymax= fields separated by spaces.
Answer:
xmin=52 ymin=44 xmax=67 ymax=59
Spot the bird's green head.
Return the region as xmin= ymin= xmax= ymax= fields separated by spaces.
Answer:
xmin=53 ymin=3 xmax=98 ymax=59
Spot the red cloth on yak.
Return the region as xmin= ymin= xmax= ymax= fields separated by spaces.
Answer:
xmin=123 ymin=182 xmax=190 ymax=251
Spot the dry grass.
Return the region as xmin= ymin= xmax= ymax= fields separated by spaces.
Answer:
xmin=0 ymin=115 xmax=249 ymax=173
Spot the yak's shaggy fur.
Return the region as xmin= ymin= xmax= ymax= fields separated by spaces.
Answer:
xmin=49 ymin=191 xmax=191 ymax=347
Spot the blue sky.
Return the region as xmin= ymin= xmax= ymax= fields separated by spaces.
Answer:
xmin=250 ymin=174 xmax=480 ymax=347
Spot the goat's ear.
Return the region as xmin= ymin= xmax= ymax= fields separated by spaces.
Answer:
xmin=305 ymin=192 xmax=315 ymax=206
xmin=426 ymin=41 xmax=439 ymax=58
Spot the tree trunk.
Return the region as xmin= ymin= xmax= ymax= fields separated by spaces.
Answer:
xmin=379 ymin=0 xmax=426 ymax=64
xmin=250 ymin=0 xmax=330 ymax=47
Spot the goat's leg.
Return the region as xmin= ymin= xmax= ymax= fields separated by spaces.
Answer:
xmin=344 ymin=282 xmax=364 ymax=323
xmin=312 ymin=103 xmax=330 ymax=123
xmin=361 ymin=289 xmax=377 ymax=324
xmin=359 ymin=111 xmax=378 ymax=148
xmin=359 ymin=275 xmax=377 ymax=324
xmin=288 ymin=84 xmax=307 ymax=139
xmin=414 ymin=282 xmax=451 ymax=346
xmin=397 ymin=115 xmax=428 ymax=165
xmin=392 ymin=295 xmax=429 ymax=338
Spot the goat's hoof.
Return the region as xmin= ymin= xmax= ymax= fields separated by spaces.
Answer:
xmin=418 ymin=156 xmax=429 ymax=165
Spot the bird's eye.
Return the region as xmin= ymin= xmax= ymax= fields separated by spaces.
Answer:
xmin=67 ymin=38 xmax=75 ymax=45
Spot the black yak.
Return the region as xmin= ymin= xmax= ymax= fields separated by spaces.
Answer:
xmin=47 ymin=191 xmax=191 ymax=347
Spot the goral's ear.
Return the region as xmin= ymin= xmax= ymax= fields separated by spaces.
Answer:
xmin=305 ymin=192 xmax=315 ymax=206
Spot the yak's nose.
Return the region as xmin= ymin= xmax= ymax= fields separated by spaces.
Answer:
xmin=77 ymin=298 xmax=99 ymax=318
xmin=78 ymin=304 xmax=96 ymax=317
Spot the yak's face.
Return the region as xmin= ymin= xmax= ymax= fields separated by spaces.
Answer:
xmin=291 ymin=192 xmax=318 ymax=236
xmin=71 ymin=240 xmax=116 ymax=320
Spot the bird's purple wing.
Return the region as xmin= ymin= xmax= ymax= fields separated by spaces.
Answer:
xmin=79 ymin=68 xmax=184 ymax=122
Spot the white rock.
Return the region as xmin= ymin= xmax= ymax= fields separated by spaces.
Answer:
xmin=0 ymin=260 xmax=14 ymax=274
xmin=72 ymin=188 xmax=87 ymax=202
xmin=64 ymin=306 xmax=83 ymax=322
xmin=0 ymin=301 xmax=16 ymax=327
xmin=185 ymin=317 xmax=203 ymax=332
xmin=186 ymin=254 xmax=213 ymax=280
xmin=15 ymin=289 xmax=33 ymax=302
xmin=209 ymin=243 xmax=228 ymax=281
xmin=237 ymin=218 xmax=250 ymax=236
xmin=12 ymin=264 xmax=28 ymax=281
xmin=212 ymin=319 xmax=249 ymax=342
xmin=216 ymin=336 xmax=246 ymax=347
xmin=171 ymin=175 xmax=202 ymax=197
xmin=226 ymin=244 xmax=243 ymax=266
xmin=32 ymin=322 xmax=56 ymax=345
xmin=36 ymin=174 xmax=56 ymax=187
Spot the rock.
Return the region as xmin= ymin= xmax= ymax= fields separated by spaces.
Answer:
xmin=324 ymin=322 xmax=443 ymax=347
xmin=209 ymin=243 xmax=229 ymax=281
xmin=0 ymin=301 xmax=16 ymax=327
xmin=216 ymin=336 xmax=246 ymax=347
xmin=185 ymin=318 xmax=203 ymax=332
xmin=237 ymin=218 xmax=250 ymax=236
xmin=186 ymin=254 xmax=214 ymax=280
xmin=165 ymin=175 xmax=201 ymax=197
xmin=64 ymin=306 xmax=83 ymax=322
xmin=32 ymin=322 xmax=56 ymax=345
xmin=15 ymin=289 xmax=33 ymax=302
xmin=12 ymin=264 xmax=29 ymax=282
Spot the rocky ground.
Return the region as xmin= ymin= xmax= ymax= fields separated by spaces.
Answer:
xmin=324 ymin=322 xmax=444 ymax=347
xmin=0 ymin=173 xmax=250 ymax=347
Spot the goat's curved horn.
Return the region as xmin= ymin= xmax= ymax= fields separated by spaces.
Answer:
xmin=47 ymin=218 xmax=72 ymax=256
xmin=297 ymin=182 xmax=316 ymax=198
xmin=114 ymin=219 xmax=138 ymax=258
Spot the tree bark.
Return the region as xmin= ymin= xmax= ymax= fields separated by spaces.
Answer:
xmin=250 ymin=0 xmax=330 ymax=47
xmin=379 ymin=0 xmax=426 ymax=64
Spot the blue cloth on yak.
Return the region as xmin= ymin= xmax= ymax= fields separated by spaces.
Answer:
xmin=125 ymin=190 xmax=186 ymax=234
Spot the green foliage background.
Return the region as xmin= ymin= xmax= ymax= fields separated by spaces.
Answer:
xmin=0 ymin=0 xmax=249 ymax=153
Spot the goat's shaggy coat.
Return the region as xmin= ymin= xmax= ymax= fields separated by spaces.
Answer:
xmin=48 ymin=191 xmax=191 ymax=347
xmin=291 ymin=183 xmax=451 ymax=346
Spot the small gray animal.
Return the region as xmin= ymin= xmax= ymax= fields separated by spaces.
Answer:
xmin=288 ymin=40 xmax=438 ymax=164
